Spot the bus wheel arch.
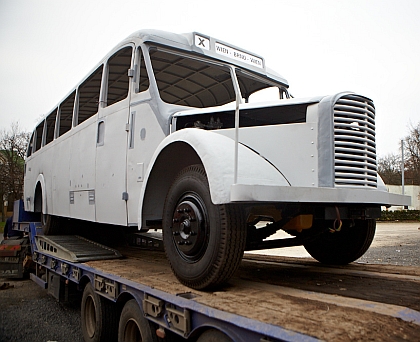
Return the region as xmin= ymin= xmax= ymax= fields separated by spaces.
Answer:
xmin=141 ymin=141 xmax=202 ymax=229
xmin=34 ymin=180 xmax=44 ymax=213
xmin=33 ymin=177 xmax=58 ymax=235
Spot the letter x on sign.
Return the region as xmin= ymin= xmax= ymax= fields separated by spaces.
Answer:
xmin=195 ymin=35 xmax=210 ymax=50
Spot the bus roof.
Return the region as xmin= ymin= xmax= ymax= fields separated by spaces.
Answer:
xmin=33 ymin=30 xmax=289 ymax=129
xmin=128 ymin=29 xmax=289 ymax=87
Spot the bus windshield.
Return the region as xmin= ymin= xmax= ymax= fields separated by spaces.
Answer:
xmin=149 ymin=47 xmax=288 ymax=108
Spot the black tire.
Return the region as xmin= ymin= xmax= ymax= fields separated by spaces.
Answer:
xmin=163 ymin=164 xmax=246 ymax=290
xmin=81 ymin=282 xmax=118 ymax=342
xmin=303 ymin=219 xmax=376 ymax=265
xmin=41 ymin=213 xmax=59 ymax=235
xmin=118 ymin=299 xmax=154 ymax=342
xmin=197 ymin=329 xmax=233 ymax=342
xmin=35 ymin=188 xmax=54 ymax=235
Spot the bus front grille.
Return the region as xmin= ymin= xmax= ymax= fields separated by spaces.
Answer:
xmin=333 ymin=94 xmax=377 ymax=188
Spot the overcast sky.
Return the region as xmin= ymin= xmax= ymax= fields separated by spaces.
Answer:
xmin=1 ymin=0 xmax=419 ymax=156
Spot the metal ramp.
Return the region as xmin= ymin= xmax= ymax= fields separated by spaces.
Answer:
xmin=34 ymin=235 xmax=122 ymax=262
xmin=127 ymin=231 xmax=164 ymax=251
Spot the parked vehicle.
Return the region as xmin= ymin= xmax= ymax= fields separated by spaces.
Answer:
xmin=24 ymin=30 xmax=410 ymax=290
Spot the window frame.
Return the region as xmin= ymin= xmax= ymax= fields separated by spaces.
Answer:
xmin=104 ymin=45 xmax=134 ymax=107
xmin=75 ymin=64 xmax=104 ymax=126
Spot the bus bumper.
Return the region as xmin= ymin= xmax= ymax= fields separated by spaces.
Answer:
xmin=230 ymin=184 xmax=411 ymax=207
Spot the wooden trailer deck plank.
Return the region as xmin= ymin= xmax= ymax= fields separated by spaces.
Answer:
xmin=86 ymin=249 xmax=420 ymax=341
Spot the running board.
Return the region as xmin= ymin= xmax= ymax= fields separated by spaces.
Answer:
xmin=34 ymin=235 xmax=122 ymax=262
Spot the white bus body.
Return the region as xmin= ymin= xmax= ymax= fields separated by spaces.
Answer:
xmin=24 ymin=30 xmax=410 ymax=289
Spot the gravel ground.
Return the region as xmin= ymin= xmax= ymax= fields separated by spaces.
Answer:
xmin=0 ymin=279 xmax=83 ymax=342
xmin=358 ymin=221 xmax=420 ymax=267
xmin=0 ymin=221 xmax=419 ymax=342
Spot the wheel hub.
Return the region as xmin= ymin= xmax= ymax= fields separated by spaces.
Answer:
xmin=171 ymin=197 xmax=207 ymax=261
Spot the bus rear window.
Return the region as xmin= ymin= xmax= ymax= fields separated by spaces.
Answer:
xmin=34 ymin=122 xmax=44 ymax=152
xmin=26 ymin=132 xmax=34 ymax=157
xmin=45 ymin=109 xmax=57 ymax=145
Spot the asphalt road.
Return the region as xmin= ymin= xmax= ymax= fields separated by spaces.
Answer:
xmin=248 ymin=221 xmax=420 ymax=266
xmin=0 ymin=221 xmax=419 ymax=342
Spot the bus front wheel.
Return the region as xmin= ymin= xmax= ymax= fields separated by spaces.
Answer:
xmin=163 ymin=164 xmax=246 ymax=290
xmin=303 ymin=219 xmax=376 ymax=265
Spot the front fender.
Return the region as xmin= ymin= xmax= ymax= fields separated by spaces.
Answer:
xmin=138 ymin=128 xmax=289 ymax=226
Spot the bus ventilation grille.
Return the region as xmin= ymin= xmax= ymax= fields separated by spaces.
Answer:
xmin=333 ymin=94 xmax=377 ymax=188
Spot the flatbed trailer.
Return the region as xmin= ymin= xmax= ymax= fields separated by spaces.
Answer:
xmin=19 ymin=220 xmax=419 ymax=342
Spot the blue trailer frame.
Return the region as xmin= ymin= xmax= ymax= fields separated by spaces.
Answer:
xmin=24 ymin=220 xmax=319 ymax=342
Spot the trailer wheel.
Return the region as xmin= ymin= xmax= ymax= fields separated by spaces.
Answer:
xmin=163 ymin=164 xmax=246 ymax=290
xmin=303 ymin=219 xmax=376 ymax=265
xmin=118 ymin=299 xmax=154 ymax=342
xmin=81 ymin=282 xmax=118 ymax=342
xmin=197 ymin=329 xmax=233 ymax=342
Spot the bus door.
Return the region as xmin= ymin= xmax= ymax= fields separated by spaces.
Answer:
xmin=125 ymin=46 xmax=167 ymax=226
xmin=95 ymin=45 xmax=134 ymax=226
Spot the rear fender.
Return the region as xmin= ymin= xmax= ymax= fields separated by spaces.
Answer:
xmin=33 ymin=174 xmax=47 ymax=214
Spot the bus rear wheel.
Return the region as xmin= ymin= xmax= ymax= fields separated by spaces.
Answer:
xmin=41 ymin=213 xmax=59 ymax=235
xmin=303 ymin=219 xmax=376 ymax=265
xmin=163 ymin=164 xmax=246 ymax=290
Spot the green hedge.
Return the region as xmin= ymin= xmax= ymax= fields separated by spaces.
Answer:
xmin=379 ymin=210 xmax=420 ymax=221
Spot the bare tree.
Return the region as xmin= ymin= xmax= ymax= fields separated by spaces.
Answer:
xmin=404 ymin=122 xmax=420 ymax=185
xmin=0 ymin=122 xmax=30 ymax=220
xmin=377 ymin=153 xmax=402 ymax=185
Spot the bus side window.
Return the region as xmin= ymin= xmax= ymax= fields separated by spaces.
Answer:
xmin=34 ymin=121 xmax=44 ymax=152
xmin=27 ymin=132 xmax=34 ymax=157
xmin=136 ymin=48 xmax=149 ymax=93
xmin=106 ymin=47 xmax=132 ymax=106
xmin=77 ymin=65 xmax=103 ymax=125
xmin=57 ymin=91 xmax=76 ymax=137
xmin=45 ymin=109 xmax=57 ymax=145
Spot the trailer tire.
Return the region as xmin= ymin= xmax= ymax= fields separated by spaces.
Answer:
xmin=197 ymin=329 xmax=233 ymax=342
xmin=163 ymin=164 xmax=246 ymax=290
xmin=118 ymin=299 xmax=154 ymax=342
xmin=81 ymin=282 xmax=118 ymax=342
xmin=303 ymin=219 xmax=376 ymax=265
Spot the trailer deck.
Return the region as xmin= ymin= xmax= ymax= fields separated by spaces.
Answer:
xmin=3 ymin=220 xmax=418 ymax=341
xmin=84 ymin=247 xmax=419 ymax=341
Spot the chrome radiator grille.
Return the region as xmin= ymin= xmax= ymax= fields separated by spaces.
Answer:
xmin=333 ymin=94 xmax=377 ymax=188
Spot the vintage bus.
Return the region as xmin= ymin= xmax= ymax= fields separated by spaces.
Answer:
xmin=24 ymin=30 xmax=410 ymax=290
